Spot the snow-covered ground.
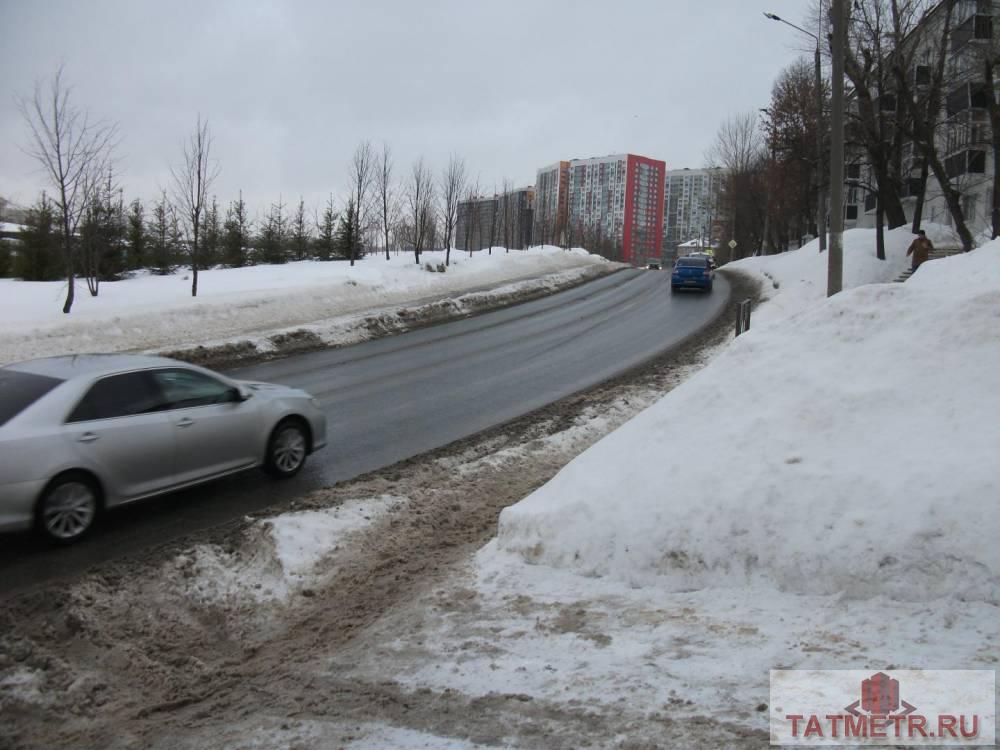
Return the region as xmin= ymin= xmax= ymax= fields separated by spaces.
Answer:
xmin=336 ymin=225 xmax=999 ymax=744
xmin=7 ymin=225 xmax=996 ymax=748
xmin=0 ymin=246 xmax=612 ymax=365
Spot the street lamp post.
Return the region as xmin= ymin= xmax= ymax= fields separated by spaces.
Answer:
xmin=763 ymin=12 xmax=826 ymax=255
xmin=827 ymin=0 xmax=845 ymax=296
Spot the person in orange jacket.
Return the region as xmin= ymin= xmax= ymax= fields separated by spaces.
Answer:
xmin=906 ymin=230 xmax=934 ymax=272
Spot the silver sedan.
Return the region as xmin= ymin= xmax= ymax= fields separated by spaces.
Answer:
xmin=0 ymin=354 xmax=327 ymax=543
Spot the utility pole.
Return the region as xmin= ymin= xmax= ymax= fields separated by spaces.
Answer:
xmin=828 ymin=0 xmax=846 ymax=296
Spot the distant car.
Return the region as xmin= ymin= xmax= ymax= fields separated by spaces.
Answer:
xmin=671 ymin=256 xmax=715 ymax=293
xmin=647 ymin=262 xmax=660 ymax=270
xmin=0 ymin=354 xmax=327 ymax=543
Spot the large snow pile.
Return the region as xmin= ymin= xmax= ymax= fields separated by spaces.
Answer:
xmin=494 ymin=235 xmax=1000 ymax=603
xmin=728 ymin=223 xmax=959 ymax=328
xmin=0 ymin=246 xmax=608 ymax=364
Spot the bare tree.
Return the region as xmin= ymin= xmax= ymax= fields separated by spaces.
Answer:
xmin=888 ymin=0 xmax=973 ymax=250
xmin=462 ymin=177 xmax=481 ymax=257
xmin=501 ymin=178 xmax=516 ymax=252
xmin=17 ymin=66 xmax=118 ymax=313
xmin=706 ymin=111 xmax=768 ymax=261
xmin=376 ymin=142 xmax=397 ymax=261
xmin=406 ymin=157 xmax=435 ymax=264
xmin=439 ymin=154 xmax=467 ymax=266
xmin=486 ymin=184 xmax=500 ymax=255
xmin=171 ymin=115 xmax=219 ymax=296
xmin=79 ymin=164 xmax=123 ymax=295
xmin=348 ymin=140 xmax=375 ymax=266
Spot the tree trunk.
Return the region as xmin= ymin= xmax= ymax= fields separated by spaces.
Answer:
xmin=925 ymin=150 xmax=973 ymax=250
xmin=986 ymin=58 xmax=1000 ymax=239
xmin=876 ymin=196 xmax=885 ymax=261
xmin=911 ymin=158 xmax=929 ymax=233
xmin=60 ymin=200 xmax=74 ymax=314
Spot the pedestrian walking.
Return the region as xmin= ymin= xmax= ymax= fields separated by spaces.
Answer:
xmin=906 ymin=230 xmax=934 ymax=272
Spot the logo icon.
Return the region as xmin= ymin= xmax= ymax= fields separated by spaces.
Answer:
xmin=844 ymin=672 xmax=917 ymax=718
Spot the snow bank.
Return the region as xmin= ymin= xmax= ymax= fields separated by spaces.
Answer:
xmin=0 ymin=246 xmax=610 ymax=365
xmin=494 ymin=233 xmax=1000 ymax=603
xmin=728 ymin=223 xmax=960 ymax=329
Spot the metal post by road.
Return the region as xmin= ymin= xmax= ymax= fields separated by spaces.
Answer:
xmin=815 ymin=43 xmax=827 ymax=253
xmin=828 ymin=0 xmax=845 ymax=296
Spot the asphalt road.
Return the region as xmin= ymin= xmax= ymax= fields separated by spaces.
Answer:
xmin=0 ymin=268 xmax=730 ymax=594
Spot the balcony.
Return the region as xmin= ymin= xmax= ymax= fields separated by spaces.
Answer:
xmin=951 ymin=13 xmax=993 ymax=52
xmin=946 ymin=82 xmax=989 ymax=117
xmin=945 ymin=149 xmax=986 ymax=179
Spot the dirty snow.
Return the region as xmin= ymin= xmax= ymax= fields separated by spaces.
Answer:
xmin=175 ymin=495 xmax=406 ymax=603
xmin=0 ymin=246 xmax=612 ymax=364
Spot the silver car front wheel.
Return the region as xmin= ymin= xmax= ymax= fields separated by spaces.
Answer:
xmin=265 ymin=420 xmax=308 ymax=478
xmin=38 ymin=475 xmax=99 ymax=543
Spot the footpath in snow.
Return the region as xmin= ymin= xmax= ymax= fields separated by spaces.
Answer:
xmin=0 ymin=246 xmax=614 ymax=366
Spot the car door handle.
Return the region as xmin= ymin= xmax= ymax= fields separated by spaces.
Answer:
xmin=76 ymin=432 xmax=100 ymax=443
xmin=176 ymin=418 xmax=195 ymax=428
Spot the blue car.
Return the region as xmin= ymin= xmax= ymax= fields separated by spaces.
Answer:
xmin=671 ymin=255 xmax=715 ymax=292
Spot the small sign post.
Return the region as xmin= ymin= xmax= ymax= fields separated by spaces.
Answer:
xmin=735 ymin=298 xmax=752 ymax=337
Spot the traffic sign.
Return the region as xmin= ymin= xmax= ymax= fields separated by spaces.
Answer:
xmin=728 ymin=239 xmax=738 ymax=249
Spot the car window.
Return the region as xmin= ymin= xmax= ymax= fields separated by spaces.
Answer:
xmin=0 ymin=369 xmax=64 ymax=426
xmin=676 ymin=258 xmax=708 ymax=268
xmin=151 ymin=368 xmax=236 ymax=410
xmin=67 ymin=372 xmax=166 ymax=423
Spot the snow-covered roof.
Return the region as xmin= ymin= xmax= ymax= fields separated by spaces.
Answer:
xmin=0 ymin=222 xmax=27 ymax=234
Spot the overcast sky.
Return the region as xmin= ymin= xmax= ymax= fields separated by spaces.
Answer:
xmin=1 ymin=0 xmax=816 ymax=218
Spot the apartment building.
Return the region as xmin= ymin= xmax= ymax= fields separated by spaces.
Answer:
xmin=455 ymin=186 xmax=534 ymax=252
xmin=662 ymin=167 xmax=726 ymax=261
xmin=533 ymin=161 xmax=570 ymax=247
xmin=852 ymin=0 xmax=995 ymax=238
xmin=534 ymin=154 xmax=665 ymax=265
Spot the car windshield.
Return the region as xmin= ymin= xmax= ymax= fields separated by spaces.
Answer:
xmin=676 ymin=258 xmax=708 ymax=268
xmin=0 ymin=369 xmax=64 ymax=426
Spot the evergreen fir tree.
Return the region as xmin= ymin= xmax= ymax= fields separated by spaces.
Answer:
xmin=149 ymin=192 xmax=175 ymax=274
xmin=15 ymin=192 xmax=61 ymax=281
xmin=259 ymin=197 xmax=288 ymax=264
xmin=222 ymin=191 xmax=250 ymax=267
xmin=291 ymin=197 xmax=310 ymax=261
xmin=200 ymin=196 xmax=221 ymax=268
xmin=334 ymin=197 xmax=359 ymax=260
xmin=316 ymin=194 xmax=338 ymax=261
xmin=126 ymin=198 xmax=146 ymax=271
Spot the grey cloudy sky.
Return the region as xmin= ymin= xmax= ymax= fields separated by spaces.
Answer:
xmin=1 ymin=0 xmax=814 ymax=218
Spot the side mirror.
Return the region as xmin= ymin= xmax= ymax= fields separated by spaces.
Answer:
xmin=233 ymin=386 xmax=253 ymax=402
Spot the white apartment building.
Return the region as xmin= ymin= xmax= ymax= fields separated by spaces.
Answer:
xmin=852 ymin=0 xmax=995 ymax=240
xmin=662 ymin=167 xmax=726 ymax=260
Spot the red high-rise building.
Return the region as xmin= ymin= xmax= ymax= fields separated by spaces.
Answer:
xmin=536 ymin=154 xmax=665 ymax=265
